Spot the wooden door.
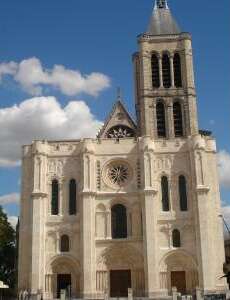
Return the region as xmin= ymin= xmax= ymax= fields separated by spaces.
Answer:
xmin=171 ymin=271 xmax=186 ymax=295
xmin=110 ymin=270 xmax=131 ymax=297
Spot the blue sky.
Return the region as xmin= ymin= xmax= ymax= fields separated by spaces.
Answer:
xmin=0 ymin=0 xmax=229 ymax=226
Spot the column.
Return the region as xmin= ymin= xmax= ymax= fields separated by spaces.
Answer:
xmin=31 ymin=194 xmax=46 ymax=294
xmin=81 ymin=191 xmax=96 ymax=299
xmin=106 ymin=210 xmax=112 ymax=239
xmin=159 ymin=55 xmax=163 ymax=88
xmin=142 ymin=190 xmax=160 ymax=297
xmin=152 ymin=102 xmax=158 ymax=139
xmin=167 ymin=102 xmax=174 ymax=139
xmin=170 ymin=55 xmax=175 ymax=87
xmin=196 ymin=189 xmax=213 ymax=291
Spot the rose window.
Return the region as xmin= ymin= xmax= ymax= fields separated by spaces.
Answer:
xmin=106 ymin=125 xmax=135 ymax=139
xmin=105 ymin=161 xmax=132 ymax=187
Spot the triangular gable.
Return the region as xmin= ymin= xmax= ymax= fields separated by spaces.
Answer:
xmin=98 ymin=100 xmax=137 ymax=138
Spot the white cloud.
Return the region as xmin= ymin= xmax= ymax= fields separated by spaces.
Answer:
xmin=217 ymin=150 xmax=230 ymax=188
xmin=8 ymin=216 xmax=18 ymax=229
xmin=0 ymin=96 xmax=102 ymax=167
xmin=0 ymin=193 xmax=20 ymax=205
xmin=0 ymin=57 xmax=110 ymax=96
xmin=0 ymin=61 xmax=18 ymax=80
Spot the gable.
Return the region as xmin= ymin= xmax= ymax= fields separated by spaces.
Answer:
xmin=98 ymin=101 xmax=137 ymax=139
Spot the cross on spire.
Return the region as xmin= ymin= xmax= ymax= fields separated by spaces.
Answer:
xmin=155 ymin=0 xmax=168 ymax=9
xmin=116 ymin=87 xmax=122 ymax=101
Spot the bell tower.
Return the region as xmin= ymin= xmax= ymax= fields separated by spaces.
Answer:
xmin=133 ymin=0 xmax=198 ymax=139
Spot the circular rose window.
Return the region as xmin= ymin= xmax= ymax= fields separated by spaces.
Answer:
xmin=105 ymin=161 xmax=132 ymax=188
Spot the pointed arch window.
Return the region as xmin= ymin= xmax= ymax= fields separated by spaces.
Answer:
xmin=51 ymin=179 xmax=59 ymax=215
xmin=162 ymin=54 xmax=171 ymax=88
xmin=60 ymin=235 xmax=70 ymax=252
xmin=173 ymin=102 xmax=183 ymax=137
xmin=156 ymin=101 xmax=166 ymax=138
xmin=111 ymin=204 xmax=127 ymax=239
xmin=174 ymin=53 xmax=182 ymax=87
xmin=179 ymin=175 xmax=188 ymax=211
xmin=69 ymin=179 xmax=77 ymax=215
xmin=161 ymin=176 xmax=170 ymax=212
xmin=172 ymin=229 xmax=181 ymax=248
xmin=151 ymin=54 xmax=160 ymax=88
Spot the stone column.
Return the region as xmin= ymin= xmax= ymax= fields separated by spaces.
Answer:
xmin=167 ymin=102 xmax=174 ymax=139
xmin=106 ymin=210 xmax=112 ymax=239
xmin=142 ymin=189 xmax=160 ymax=297
xmin=152 ymin=102 xmax=158 ymax=139
xmin=170 ymin=55 xmax=175 ymax=87
xmin=159 ymin=55 xmax=163 ymax=88
xmin=81 ymin=191 xmax=96 ymax=299
xmin=30 ymin=193 xmax=46 ymax=294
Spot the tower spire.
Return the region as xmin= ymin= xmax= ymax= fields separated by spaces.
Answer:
xmin=148 ymin=0 xmax=181 ymax=35
xmin=155 ymin=0 xmax=168 ymax=10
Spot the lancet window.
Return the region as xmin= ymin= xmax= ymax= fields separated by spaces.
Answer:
xmin=51 ymin=179 xmax=59 ymax=215
xmin=174 ymin=53 xmax=182 ymax=87
xmin=162 ymin=54 xmax=171 ymax=88
xmin=156 ymin=101 xmax=166 ymax=138
xmin=161 ymin=176 xmax=170 ymax=211
xmin=172 ymin=229 xmax=181 ymax=248
xmin=173 ymin=102 xmax=183 ymax=137
xmin=151 ymin=54 xmax=160 ymax=88
xmin=111 ymin=204 xmax=127 ymax=239
xmin=179 ymin=175 xmax=188 ymax=211
xmin=69 ymin=179 xmax=77 ymax=215
xmin=60 ymin=235 xmax=70 ymax=252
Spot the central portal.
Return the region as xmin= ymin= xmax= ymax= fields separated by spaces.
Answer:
xmin=57 ymin=274 xmax=71 ymax=299
xmin=171 ymin=271 xmax=186 ymax=295
xmin=110 ymin=270 xmax=131 ymax=297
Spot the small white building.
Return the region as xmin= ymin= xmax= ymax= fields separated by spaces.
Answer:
xmin=18 ymin=0 xmax=228 ymax=298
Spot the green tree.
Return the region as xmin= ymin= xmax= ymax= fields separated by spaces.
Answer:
xmin=0 ymin=206 xmax=17 ymax=289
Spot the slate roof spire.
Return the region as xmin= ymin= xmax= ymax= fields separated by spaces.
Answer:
xmin=155 ymin=0 xmax=168 ymax=9
xmin=147 ymin=0 xmax=181 ymax=35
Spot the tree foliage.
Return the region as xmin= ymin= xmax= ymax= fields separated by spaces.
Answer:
xmin=0 ymin=206 xmax=17 ymax=289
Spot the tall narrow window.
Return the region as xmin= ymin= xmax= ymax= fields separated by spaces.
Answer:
xmin=172 ymin=229 xmax=181 ymax=248
xmin=173 ymin=102 xmax=183 ymax=137
xmin=174 ymin=53 xmax=182 ymax=87
xmin=151 ymin=54 xmax=160 ymax=88
xmin=60 ymin=235 xmax=70 ymax=252
xmin=69 ymin=179 xmax=77 ymax=215
xmin=111 ymin=204 xmax=127 ymax=239
xmin=179 ymin=175 xmax=188 ymax=211
xmin=162 ymin=54 xmax=171 ymax=88
xmin=156 ymin=101 xmax=166 ymax=138
xmin=161 ymin=176 xmax=170 ymax=211
xmin=51 ymin=179 xmax=59 ymax=215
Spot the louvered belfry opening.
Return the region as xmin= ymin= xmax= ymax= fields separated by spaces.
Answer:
xmin=173 ymin=102 xmax=183 ymax=137
xmin=174 ymin=53 xmax=182 ymax=87
xmin=151 ymin=54 xmax=160 ymax=88
xmin=162 ymin=54 xmax=171 ymax=88
xmin=156 ymin=101 xmax=166 ymax=138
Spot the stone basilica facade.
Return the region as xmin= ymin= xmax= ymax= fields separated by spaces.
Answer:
xmin=18 ymin=1 xmax=228 ymax=299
